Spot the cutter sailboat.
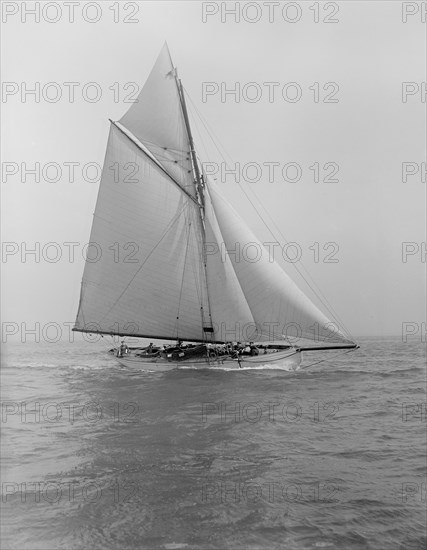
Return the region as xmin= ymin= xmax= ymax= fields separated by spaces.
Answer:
xmin=73 ymin=44 xmax=358 ymax=371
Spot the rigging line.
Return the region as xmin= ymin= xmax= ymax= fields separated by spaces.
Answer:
xmin=185 ymin=97 xmax=211 ymax=166
xmin=188 ymin=230 xmax=204 ymax=330
xmin=184 ymin=87 xmax=355 ymax=342
xmin=247 ymin=191 xmax=353 ymax=341
xmin=299 ymin=347 xmax=357 ymax=370
xmin=184 ymin=88 xmax=234 ymax=163
xmin=76 ymin=281 xmax=87 ymax=329
xmin=186 ymin=211 xmax=208 ymax=337
xmin=184 ymin=216 xmax=205 ymax=336
xmin=100 ymin=201 xmax=190 ymax=323
xmin=187 ymin=192 xmax=212 ymax=337
xmin=258 ymin=195 xmax=353 ymax=341
xmin=175 ymin=212 xmax=193 ymax=339
xmin=184 ymin=205 xmax=208 ymax=337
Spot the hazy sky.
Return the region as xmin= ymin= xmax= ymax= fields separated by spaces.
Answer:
xmin=2 ymin=1 xmax=426 ymax=342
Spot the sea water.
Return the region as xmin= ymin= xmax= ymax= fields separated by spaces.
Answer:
xmin=1 ymin=336 xmax=425 ymax=549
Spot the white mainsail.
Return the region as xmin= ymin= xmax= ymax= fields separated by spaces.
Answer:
xmin=74 ymin=123 xmax=210 ymax=341
xmin=74 ymin=44 xmax=354 ymax=347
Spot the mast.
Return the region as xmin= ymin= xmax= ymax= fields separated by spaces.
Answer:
xmin=175 ymin=72 xmax=214 ymax=337
xmin=176 ymin=77 xmax=205 ymax=213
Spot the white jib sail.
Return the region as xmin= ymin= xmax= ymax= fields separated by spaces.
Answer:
xmin=206 ymin=178 xmax=353 ymax=345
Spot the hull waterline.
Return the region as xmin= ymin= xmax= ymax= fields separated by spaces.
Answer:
xmin=112 ymin=349 xmax=302 ymax=372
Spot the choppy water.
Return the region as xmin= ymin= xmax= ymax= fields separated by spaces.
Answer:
xmin=1 ymin=336 xmax=426 ymax=550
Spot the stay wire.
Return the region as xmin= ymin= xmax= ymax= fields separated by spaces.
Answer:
xmin=299 ymin=347 xmax=357 ymax=370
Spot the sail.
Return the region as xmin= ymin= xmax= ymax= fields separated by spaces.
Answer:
xmin=74 ymin=123 xmax=210 ymax=341
xmin=206 ymin=179 xmax=353 ymax=345
xmin=203 ymin=190 xmax=258 ymax=343
xmin=75 ymin=44 xmax=354 ymax=347
xmin=119 ymin=43 xmax=195 ymax=197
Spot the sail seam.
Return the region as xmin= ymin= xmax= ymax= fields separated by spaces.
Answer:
xmin=174 ymin=212 xmax=193 ymax=340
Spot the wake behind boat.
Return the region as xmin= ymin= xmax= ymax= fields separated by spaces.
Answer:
xmin=73 ymin=43 xmax=358 ymax=371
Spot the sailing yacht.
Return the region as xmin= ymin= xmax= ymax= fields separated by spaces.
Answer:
xmin=73 ymin=44 xmax=358 ymax=371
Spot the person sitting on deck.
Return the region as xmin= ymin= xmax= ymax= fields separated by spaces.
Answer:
xmin=147 ymin=342 xmax=154 ymax=353
xmin=118 ymin=341 xmax=128 ymax=357
xmin=242 ymin=344 xmax=251 ymax=355
xmin=235 ymin=342 xmax=244 ymax=354
xmin=249 ymin=342 xmax=259 ymax=356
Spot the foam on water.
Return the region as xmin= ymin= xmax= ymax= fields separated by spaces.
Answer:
xmin=180 ymin=363 xmax=300 ymax=372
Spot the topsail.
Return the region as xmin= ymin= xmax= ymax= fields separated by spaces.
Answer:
xmin=118 ymin=43 xmax=196 ymax=198
xmin=74 ymin=43 xmax=355 ymax=349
